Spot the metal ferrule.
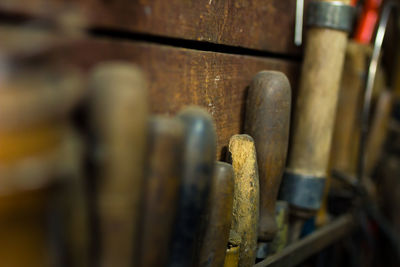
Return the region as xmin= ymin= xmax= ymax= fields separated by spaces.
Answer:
xmin=307 ymin=1 xmax=354 ymax=33
xmin=279 ymin=172 xmax=326 ymax=211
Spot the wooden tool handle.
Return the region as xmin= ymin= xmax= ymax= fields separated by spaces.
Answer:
xmin=228 ymin=134 xmax=259 ymax=267
xmin=287 ymin=28 xmax=348 ymax=177
xmin=366 ymin=90 xmax=393 ymax=177
xmin=245 ymin=71 xmax=291 ymax=241
xmin=330 ymin=41 xmax=370 ymax=175
xmin=139 ymin=116 xmax=184 ymax=267
xmin=317 ymin=42 xmax=370 ymax=226
xmin=89 ymin=62 xmax=148 ymax=267
xmin=168 ymin=106 xmax=216 ymax=267
xmin=197 ymin=161 xmax=234 ymax=267
xmin=282 ymin=0 xmax=351 ymax=213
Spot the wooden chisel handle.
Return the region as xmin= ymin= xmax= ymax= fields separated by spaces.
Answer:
xmin=228 ymin=134 xmax=259 ymax=267
xmin=197 ymin=161 xmax=234 ymax=267
xmin=139 ymin=116 xmax=184 ymax=267
xmin=89 ymin=62 xmax=148 ymax=267
xmin=168 ymin=106 xmax=216 ymax=267
xmin=245 ymin=71 xmax=291 ymax=241
xmin=281 ymin=0 xmax=353 ymax=214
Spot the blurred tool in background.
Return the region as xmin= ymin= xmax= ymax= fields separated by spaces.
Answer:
xmin=316 ymin=41 xmax=371 ymax=226
xmin=139 ymin=116 xmax=184 ymax=267
xmin=0 ymin=61 xmax=85 ymax=267
xmin=89 ymin=63 xmax=148 ymax=267
xmin=168 ymin=107 xmax=216 ymax=267
xmin=197 ymin=161 xmax=234 ymax=267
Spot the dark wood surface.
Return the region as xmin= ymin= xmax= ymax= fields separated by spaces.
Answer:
xmin=1 ymin=25 xmax=300 ymax=157
xmin=0 ymin=0 xmax=308 ymax=54
xmin=42 ymin=37 xmax=300 ymax=158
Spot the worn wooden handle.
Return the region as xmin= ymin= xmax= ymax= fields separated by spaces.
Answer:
xmin=228 ymin=134 xmax=259 ymax=267
xmin=168 ymin=106 xmax=216 ymax=267
xmin=139 ymin=116 xmax=184 ymax=267
xmin=245 ymin=71 xmax=291 ymax=241
xmin=197 ymin=161 xmax=234 ymax=267
xmin=90 ymin=62 xmax=148 ymax=267
xmin=282 ymin=0 xmax=351 ymax=213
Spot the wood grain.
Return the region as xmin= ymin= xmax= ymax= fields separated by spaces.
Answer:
xmin=42 ymin=38 xmax=300 ymax=158
xmin=286 ymin=27 xmax=349 ymax=178
xmin=0 ymin=0 xmax=309 ymax=54
xmin=228 ymin=134 xmax=259 ymax=267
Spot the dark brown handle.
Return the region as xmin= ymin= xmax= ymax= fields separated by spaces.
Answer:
xmin=168 ymin=106 xmax=216 ymax=267
xmin=245 ymin=71 xmax=291 ymax=241
xmin=197 ymin=161 xmax=234 ymax=267
xmin=139 ymin=116 xmax=184 ymax=267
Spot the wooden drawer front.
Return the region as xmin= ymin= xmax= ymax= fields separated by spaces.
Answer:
xmin=44 ymin=38 xmax=299 ymax=157
xmin=0 ymin=0 xmax=307 ymax=55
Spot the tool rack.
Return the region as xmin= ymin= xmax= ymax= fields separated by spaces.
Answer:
xmin=0 ymin=0 xmax=398 ymax=266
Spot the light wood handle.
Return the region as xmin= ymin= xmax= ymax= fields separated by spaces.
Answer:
xmin=283 ymin=0 xmax=351 ymax=213
xmin=90 ymin=63 xmax=148 ymax=267
xmin=228 ymin=134 xmax=259 ymax=267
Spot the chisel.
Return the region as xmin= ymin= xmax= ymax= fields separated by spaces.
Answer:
xmin=89 ymin=62 xmax=148 ymax=267
xmin=245 ymin=71 xmax=291 ymax=241
xmin=197 ymin=161 xmax=234 ymax=267
xmin=227 ymin=134 xmax=259 ymax=266
xmin=139 ymin=116 xmax=184 ymax=267
xmin=168 ymin=106 xmax=216 ymax=267
xmin=279 ymin=0 xmax=354 ymax=240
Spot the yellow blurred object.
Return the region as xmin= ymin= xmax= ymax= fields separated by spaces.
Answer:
xmin=0 ymin=123 xmax=63 ymax=163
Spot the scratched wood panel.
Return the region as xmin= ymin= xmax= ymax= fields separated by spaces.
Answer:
xmin=0 ymin=0 xmax=308 ymax=54
xmin=41 ymin=38 xmax=299 ymax=157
